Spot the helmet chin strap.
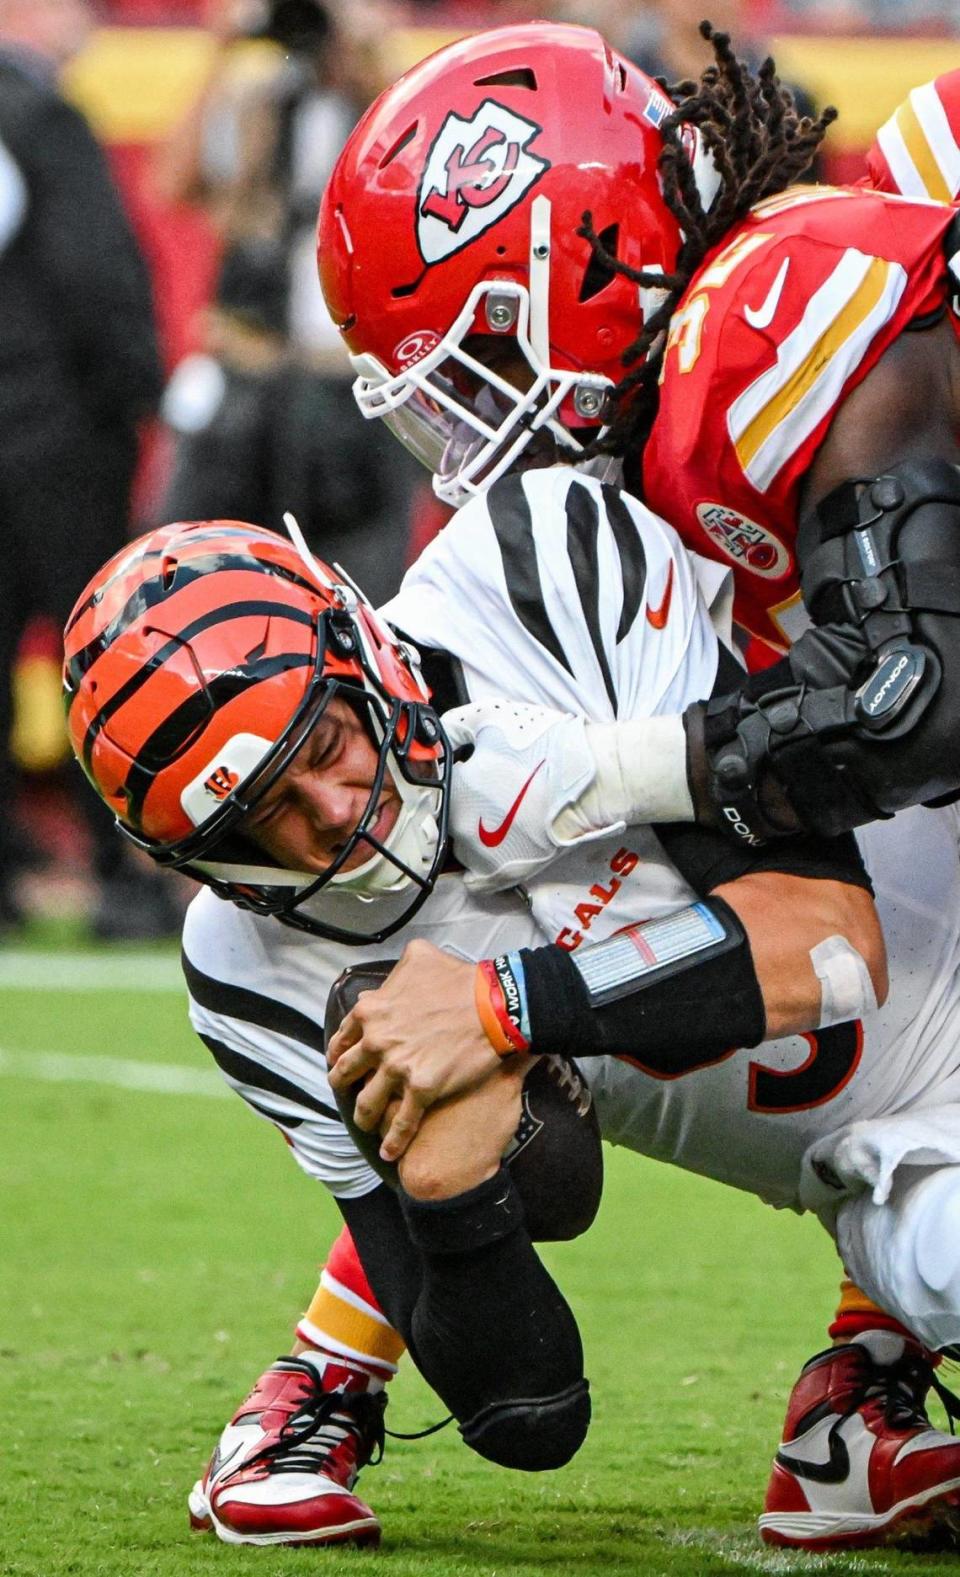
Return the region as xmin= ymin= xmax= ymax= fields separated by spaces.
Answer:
xmin=326 ymin=790 xmax=440 ymax=897
xmin=283 ymin=511 xmax=338 ymax=591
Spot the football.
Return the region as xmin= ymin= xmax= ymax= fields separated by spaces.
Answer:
xmin=325 ymin=959 xmax=603 ymax=1240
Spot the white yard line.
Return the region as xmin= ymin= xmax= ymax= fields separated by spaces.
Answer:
xmin=0 ymin=1046 xmax=229 ymax=1098
xmin=0 ymin=951 xmax=184 ymax=992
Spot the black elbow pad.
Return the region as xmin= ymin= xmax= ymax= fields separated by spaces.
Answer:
xmin=688 ymin=460 xmax=960 ymax=843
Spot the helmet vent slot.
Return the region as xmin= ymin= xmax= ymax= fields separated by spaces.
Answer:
xmin=379 ymin=122 xmax=418 ymax=168
xmin=473 ymin=68 xmax=537 ymax=90
xmin=391 ymin=272 xmax=425 ymax=300
xmin=160 ymin=555 xmax=179 ymax=591
xmin=578 ymin=225 xmax=619 ymax=302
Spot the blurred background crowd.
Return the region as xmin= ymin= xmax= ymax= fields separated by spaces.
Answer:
xmin=2 ymin=0 xmax=959 ymax=943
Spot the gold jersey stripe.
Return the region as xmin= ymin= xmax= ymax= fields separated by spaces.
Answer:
xmin=734 ymin=256 xmax=893 ymax=478
xmin=894 ymin=96 xmax=954 ymax=204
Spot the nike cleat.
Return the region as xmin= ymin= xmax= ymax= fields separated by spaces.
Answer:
xmin=760 ymin=1330 xmax=960 ymax=1550
xmin=188 ymin=1353 xmax=385 ymax=1547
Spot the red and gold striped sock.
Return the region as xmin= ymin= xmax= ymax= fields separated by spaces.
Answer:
xmin=295 ymin=1225 xmax=405 ymax=1383
xmin=828 ymin=1277 xmax=921 ymax=1346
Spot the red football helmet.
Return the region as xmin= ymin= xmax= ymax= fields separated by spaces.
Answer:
xmin=318 ymin=22 xmax=716 ymax=507
xmin=62 ymin=519 xmax=450 ymax=944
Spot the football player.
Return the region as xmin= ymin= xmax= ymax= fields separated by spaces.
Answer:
xmin=65 ymin=487 xmax=960 ymax=1553
xmin=315 ymin=23 xmax=960 ymax=1547
xmin=318 ymin=20 xmax=960 ymax=852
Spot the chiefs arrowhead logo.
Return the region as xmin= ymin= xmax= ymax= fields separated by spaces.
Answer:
xmin=416 ymin=101 xmax=549 ymax=266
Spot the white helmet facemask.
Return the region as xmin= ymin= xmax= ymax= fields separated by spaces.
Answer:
xmin=351 ymin=198 xmax=613 ymax=509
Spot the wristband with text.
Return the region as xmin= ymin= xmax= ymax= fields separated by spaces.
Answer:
xmin=475 ymin=953 xmax=532 ymax=1057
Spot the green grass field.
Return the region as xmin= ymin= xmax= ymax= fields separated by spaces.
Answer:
xmin=2 ymin=937 xmax=959 ymax=1577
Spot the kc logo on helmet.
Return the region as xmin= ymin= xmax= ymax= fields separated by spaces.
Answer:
xmin=417 ymin=100 xmax=549 ymax=265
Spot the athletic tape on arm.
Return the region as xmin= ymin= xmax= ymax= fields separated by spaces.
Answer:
xmin=551 ymin=715 xmax=694 ymax=839
xmin=811 ymin=935 xmax=878 ymax=1028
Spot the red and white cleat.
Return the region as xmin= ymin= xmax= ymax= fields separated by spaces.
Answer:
xmin=188 ymin=1353 xmax=385 ymax=1547
xmin=760 ymin=1330 xmax=960 ymax=1550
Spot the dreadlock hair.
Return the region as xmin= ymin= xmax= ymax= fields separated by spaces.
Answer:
xmin=578 ymin=21 xmax=837 ymax=478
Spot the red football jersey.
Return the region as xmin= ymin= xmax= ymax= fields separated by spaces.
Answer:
xmin=866 ymin=70 xmax=960 ymax=204
xmin=642 ymin=184 xmax=958 ymax=652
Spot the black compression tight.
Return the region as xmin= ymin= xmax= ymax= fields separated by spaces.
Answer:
xmin=337 ymin=1170 xmax=588 ymax=1468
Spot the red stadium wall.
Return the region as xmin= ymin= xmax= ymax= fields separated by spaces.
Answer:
xmin=107 ymin=142 xmax=219 ymax=370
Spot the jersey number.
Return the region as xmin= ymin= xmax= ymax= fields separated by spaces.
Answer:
xmin=748 ymin=1020 xmax=863 ymax=1114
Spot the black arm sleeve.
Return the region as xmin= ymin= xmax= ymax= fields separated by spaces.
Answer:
xmin=655 ymin=820 xmax=873 ymax=897
xmin=514 ymin=895 xmax=765 ymax=1072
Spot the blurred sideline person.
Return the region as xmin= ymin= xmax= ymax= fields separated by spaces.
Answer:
xmin=64 ymin=491 xmax=960 ymax=1554
xmin=155 ymin=0 xmax=416 ymax=604
xmin=315 ymin=23 xmax=960 ymax=1546
xmin=0 ymin=0 xmax=171 ymax=937
xmin=161 ymin=238 xmax=290 ymax=526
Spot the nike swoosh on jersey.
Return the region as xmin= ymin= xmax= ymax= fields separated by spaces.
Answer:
xmin=744 ymin=257 xmax=791 ymax=330
xmin=645 ymin=561 xmax=674 ymax=629
xmin=478 ymin=759 xmax=546 ymax=847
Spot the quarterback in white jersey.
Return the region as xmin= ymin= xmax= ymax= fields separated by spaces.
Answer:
xmin=182 ymin=466 xmax=733 ymax=1196
xmin=64 ymin=471 xmax=960 ymax=1551
xmin=327 ymin=467 xmax=960 ymax=1351
xmin=171 ymin=469 xmax=960 ymax=1355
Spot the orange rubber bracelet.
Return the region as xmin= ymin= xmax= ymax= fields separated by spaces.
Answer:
xmin=474 ymin=961 xmax=524 ymax=1057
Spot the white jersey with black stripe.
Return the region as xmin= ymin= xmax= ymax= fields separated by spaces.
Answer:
xmin=381 ymin=466 xmax=730 ymax=725
xmin=182 ymin=875 xmax=543 ymax=1198
xmin=181 ymin=467 xmax=728 ymax=1195
xmin=180 ymin=464 xmax=960 ymax=1221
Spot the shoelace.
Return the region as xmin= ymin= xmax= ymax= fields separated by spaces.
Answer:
xmin=246 ymin=1368 xmax=387 ymax=1479
xmin=861 ymin=1352 xmax=960 ymax=1435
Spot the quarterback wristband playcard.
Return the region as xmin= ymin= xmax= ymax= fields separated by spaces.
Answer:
xmin=569 ymin=902 xmax=736 ymax=1006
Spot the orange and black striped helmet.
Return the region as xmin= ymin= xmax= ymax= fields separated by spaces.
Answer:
xmin=63 ymin=519 xmax=450 ymax=943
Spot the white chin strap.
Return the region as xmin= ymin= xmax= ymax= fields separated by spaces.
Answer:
xmin=193 ymin=856 xmax=314 ymax=888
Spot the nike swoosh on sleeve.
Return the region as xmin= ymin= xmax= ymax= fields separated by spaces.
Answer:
xmin=478 ymin=759 xmax=546 ymax=847
xmin=744 ymin=257 xmax=791 ymax=331
xmin=645 ymin=561 xmax=675 ymax=630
